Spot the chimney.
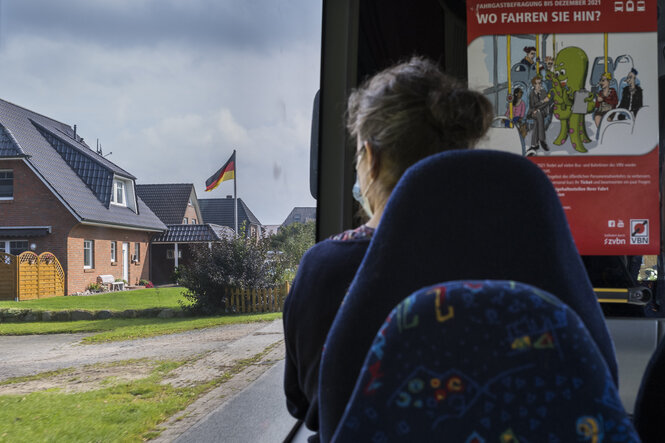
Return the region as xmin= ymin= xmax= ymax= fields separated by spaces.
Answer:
xmin=73 ymin=124 xmax=77 ymax=140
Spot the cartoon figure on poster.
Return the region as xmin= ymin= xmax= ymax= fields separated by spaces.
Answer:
xmin=471 ymin=32 xmax=657 ymax=157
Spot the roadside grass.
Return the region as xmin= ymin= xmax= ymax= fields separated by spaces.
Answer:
xmin=0 ymin=287 xmax=190 ymax=311
xmin=0 ymin=343 xmax=281 ymax=442
xmin=0 ymin=359 xmax=208 ymax=442
xmin=0 ymin=313 xmax=282 ymax=342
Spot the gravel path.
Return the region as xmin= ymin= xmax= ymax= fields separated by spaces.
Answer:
xmin=0 ymin=321 xmax=273 ymax=381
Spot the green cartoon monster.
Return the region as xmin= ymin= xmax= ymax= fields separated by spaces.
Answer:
xmin=546 ymin=47 xmax=595 ymax=153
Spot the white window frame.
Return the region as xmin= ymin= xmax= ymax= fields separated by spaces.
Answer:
xmin=183 ymin=217 xmax=188 ymax=224
xmin=0 ymin=169 xmax=13 ymax=200
xmin=111 ymin=241 xmax=117 ymax=263
xmin=84 ymin=240 xmax=94 ymax=269
xmin=191 ymin=218 xmax=196 ymax=224
xmin=111 ymin=179 xmax=126 ymax=206
xmin=133 ymin=242 xmax=140 ymax=263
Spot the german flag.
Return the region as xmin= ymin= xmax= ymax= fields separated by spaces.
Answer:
xmin=205 ymin=152 xmax=235 ymax=192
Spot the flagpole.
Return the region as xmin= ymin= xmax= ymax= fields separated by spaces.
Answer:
xmin=233 ymin=149 xmax=238 ymax=237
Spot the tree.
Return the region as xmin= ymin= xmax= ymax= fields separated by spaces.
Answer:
xmin=269 ymin=221 xmax=316 ymax=269
xmin=179 ymin=229 xmax=286 ymax=315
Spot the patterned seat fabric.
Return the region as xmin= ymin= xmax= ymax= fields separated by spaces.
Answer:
xmin=334 ymin=281 xmax=638 ymax=442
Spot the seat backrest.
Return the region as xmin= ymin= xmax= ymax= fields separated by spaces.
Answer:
xmin=318 ymin=149 xmax=617 ymax=441
xmin=634 ymin=335 xmax=665 ymax=442
xmin=333 ymin=281 xmax=638 ymax=442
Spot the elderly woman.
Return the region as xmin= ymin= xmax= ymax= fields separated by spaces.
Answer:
xmin=282 ymin=57 xmax=492 ymax=440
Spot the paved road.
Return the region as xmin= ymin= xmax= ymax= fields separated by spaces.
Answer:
xmin=175 ymin=360 xmax=297 ymax=443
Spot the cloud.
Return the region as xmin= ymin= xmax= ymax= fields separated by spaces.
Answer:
xmin=0 ymin=0 xmax=320 ymax=224
xmin=1 ymin=0 xmax=321 ymax=53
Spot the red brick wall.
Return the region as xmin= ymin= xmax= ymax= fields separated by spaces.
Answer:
xmin=67 ymin=225 xmax=152 ymax=293
xmin=184 ymin=204 xmax=198 ymax=224
xmin=0 ymin=159 xmax=78 ymax=272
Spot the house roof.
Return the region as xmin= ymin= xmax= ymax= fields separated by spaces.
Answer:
xmin=136 ymin=183 xmax=198 ymax=225
xmin=152 ymin=223 xmax=234 ymax=243
xmin=0 ymin=98 xmax=165 ymax=231
xmin=199 ymin=197 xmax=262 ymax=232
xmin=282 ymin=207 xmax=316 ymax=226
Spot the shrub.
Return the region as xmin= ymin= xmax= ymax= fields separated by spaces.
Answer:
xmin=270 ymin=220 xmax=315 ymax=269
xmin=87 ymin=282 xmax=102 ymax=292
xmin=179 ymin=229 xmax=286 ymax=315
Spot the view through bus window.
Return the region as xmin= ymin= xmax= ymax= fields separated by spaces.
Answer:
xmin=0 ymin=0 xmax=320 ymax=440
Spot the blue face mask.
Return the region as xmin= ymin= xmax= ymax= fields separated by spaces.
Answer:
xmin=353 ymin=178 xmax=373 ymax=218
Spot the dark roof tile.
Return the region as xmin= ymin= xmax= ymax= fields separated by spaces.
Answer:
xmin=199 ymin=198 xmax=261 ymax=231
xmin=0 ymin=98 xmax=165 ymax=231
xmin=152 ymin=223 xmax=234 ymax=243
xmin=136 ymin=184 xmax=194 ymax=225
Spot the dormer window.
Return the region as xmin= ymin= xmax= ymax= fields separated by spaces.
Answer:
xmin=112 ymin=179 xmax=126 ymax=206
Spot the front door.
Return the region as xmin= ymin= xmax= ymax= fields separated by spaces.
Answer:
xmin=122 ymin=242 xmax=129 ymax=282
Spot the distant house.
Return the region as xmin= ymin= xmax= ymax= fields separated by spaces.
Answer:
xmin=282 ymin=207 xmax=316 ymax=227
xmin=136 ymin=183 xmax=203 ymax=226
xmin=136 ymin=183 xmax=232 ymax=284
xmin=199 ymin=196 xmax=263 ymax=238
xmin=0 ymin=98 xmax=166 ymax=294
xmin=263 ymin=225 xmax=281 ymax=236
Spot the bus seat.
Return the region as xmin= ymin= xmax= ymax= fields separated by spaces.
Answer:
xmin=599 ymin=109 xmax=634 ymax=144
xmin=634 ymin=336 xmax=665 ymax=442
xmin=590 ymin=56 xmax=614 ymax=93
xmin=475 ymin=117 xmax=524 ymax=156
xmin=510 ymin=63 xmax=529 ymax=88
xmin=318 ymin=149 xmax=618 ymax=441
xmin=333 ymin=281 xmax=638 ymax=442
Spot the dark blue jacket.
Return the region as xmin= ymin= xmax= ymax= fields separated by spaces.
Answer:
xmin=283 ymin=238 xmax=370 ymax=434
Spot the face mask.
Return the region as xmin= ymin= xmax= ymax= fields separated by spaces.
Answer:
xmin=353 ymin=178 xmax=373 ymax=218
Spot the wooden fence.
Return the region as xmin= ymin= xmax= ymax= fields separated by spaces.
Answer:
xmin=0 ymin=252 xmax=64 ymax=301
xmin=225 ymin=281 xmax=290 ymax=313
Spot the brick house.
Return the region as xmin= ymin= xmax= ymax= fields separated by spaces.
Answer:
xmin=0 ymin=98 xmax=166 ymax=294
xmin=137 ymin=183 xmax=234 ymax=284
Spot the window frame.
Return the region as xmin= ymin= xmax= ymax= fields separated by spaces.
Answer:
xmin=183 ymin=217 xmax=188 ymax=224
xmin=133 ymin=242 xmax=140 ymax=263
xmin=0 ymin=169 xmax=14 ymax=200
xmin=84 ymin=240 xmax=94 ymax=269
xmin=111 ymin=179 xmax=126 ymax=206
xmin=111 ymin=241 xmax=117 ymax=263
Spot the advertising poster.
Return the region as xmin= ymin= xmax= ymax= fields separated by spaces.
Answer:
xmin=467 ymin=0 xmax=660 ymax=254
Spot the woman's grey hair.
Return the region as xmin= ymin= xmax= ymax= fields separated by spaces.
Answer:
xmin=347 ymin=56 xmax=493 ymax=199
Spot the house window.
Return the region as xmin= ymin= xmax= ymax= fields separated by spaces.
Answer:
xmin=111 ymin=241 xmax=117 ymax=262
xmin=111 ymin=179 xmax=126 ymax=206
xmin=2 ymin=240 xmax=28 ymax=255
xmin=0 ymin=170 xmax=13 ymax=199
xmin=294 ymin=214 xmax=301 ymax=221
xmin=191 ymin=218 xmax=196 ymax=224
xmin=84 ymin=240 xmax=94 ymax=269
xmin=166 ymin=249 xmax=182 ymax=259
xmin=134 ymin=242 xmax=140 ymax=262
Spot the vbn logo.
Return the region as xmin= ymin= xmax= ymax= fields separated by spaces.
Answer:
xmin=630 ymin=219 xmax=649 ymax=245
xmin=614 ymin=0 xmax=646 ymax=12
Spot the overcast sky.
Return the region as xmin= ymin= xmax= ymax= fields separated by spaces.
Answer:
xmin=0 ymin=0 xmax=321 ymax=225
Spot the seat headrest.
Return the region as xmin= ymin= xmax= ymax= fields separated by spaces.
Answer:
xmin=334 ymin=280 xmax=635 ymax=442
xmin=318 ymin=150 xmax=617 ymax=441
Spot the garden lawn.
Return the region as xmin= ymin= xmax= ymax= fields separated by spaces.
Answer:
xmin=0 ymin=287 xmax=189 ymax=311
xmin=0 ymin=313 xmax=282 ymax=342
